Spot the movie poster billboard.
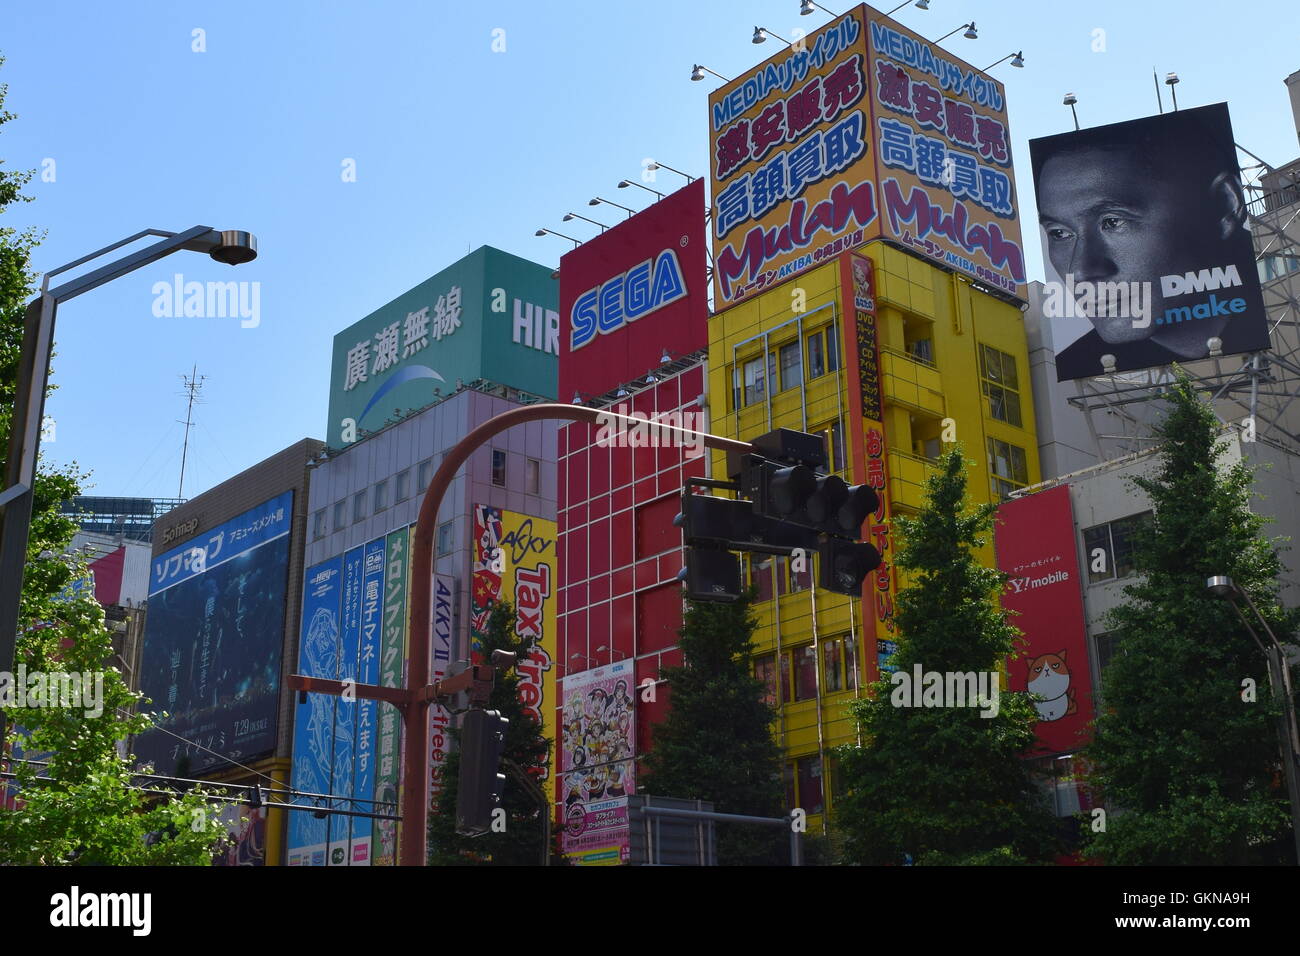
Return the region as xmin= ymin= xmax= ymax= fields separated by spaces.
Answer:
xmin=559 ymin=660 xmax=635 ymax=865
xmin=286 ymin=556 xmax=342 ymax=866
xmin=838 ymin=252 xmax=898 ymax=680
xmin=372 ymin=528 xmax=409 ymax=867
xmin=709 ymin=4 xmax=1025 ymax=309
xmin=1029 ymin=103 xmax=1269 ymax=381
xmin=559 ymin=179 xmax=708 ymax=401
xmin=470 ymin=505 xmax=557 ymax=786
xmin=994 ymin=484 xmax=1094 ymax=755
xmin=136 ymin=491 xmax=293 ymax=776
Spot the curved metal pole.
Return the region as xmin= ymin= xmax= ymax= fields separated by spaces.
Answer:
xmin=401 ymin=402 xmax=750 ymax=866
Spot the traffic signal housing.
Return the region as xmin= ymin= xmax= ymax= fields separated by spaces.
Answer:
xmin=818 ymin=538 xmax=882 ymax=596
xmin=674 ymin=493 xmax=748 ymax=603
xmin=456 ymin=708 xmax=509 ymax=836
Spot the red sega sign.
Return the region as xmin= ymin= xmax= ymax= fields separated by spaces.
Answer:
xmin=559 ymin=179 xmax=707 ymax=400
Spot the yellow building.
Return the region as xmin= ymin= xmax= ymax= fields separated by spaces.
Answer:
xmin=706 ymin=243 xmax=1040 ymax=831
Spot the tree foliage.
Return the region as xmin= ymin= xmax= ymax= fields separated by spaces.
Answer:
xmin=833 ymin=446 xmax=1059 ymax=865
xmin=0 ymin=61 xmax=230 ymax=864
xmin=640 ymin=590 xmax=793 ymax=865
xmin=1084 ymin=370 xmax=1298 ymax=864
xmin=427 ymin=601 xmax=563 ymax=865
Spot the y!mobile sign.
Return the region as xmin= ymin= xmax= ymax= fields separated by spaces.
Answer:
xmin=994 ymin=484 xmax=1094 ymax=756
xmin=709 ymin=4 xmax=1025 ymax=308
xmin=559 ymin=179 xmax=707 ymax=401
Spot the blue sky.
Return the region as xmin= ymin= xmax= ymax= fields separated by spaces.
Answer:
xmin=4 ymin=0 xmax=1298 ymax=501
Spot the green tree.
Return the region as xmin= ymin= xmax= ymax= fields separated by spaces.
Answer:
xmin=0 ymin=61 xmax=230 ymax=864
xmin=833 ymin=447 xmax=1058 ymax=865
xmin=1084 ymin=370 xmax=1298 ymax=864
xmin=640 ymin=590 xmax=792 ymax=865
xmin=427 ymin=601 xmax=563 ymax=864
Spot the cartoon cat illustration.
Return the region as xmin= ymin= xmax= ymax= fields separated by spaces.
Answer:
xmin=1027 ymin=650 xmax=1077 ymax=722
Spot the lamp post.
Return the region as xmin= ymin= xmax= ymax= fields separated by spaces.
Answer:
xmin=690 ymin=64 xmax=731 ymax=84
xmin=1063 ymin=92 xmax=1080 ymax=131
xmin=562 ymin=212 xmax=609 ymax=233
xmin=0 ymin=226 xmax=258 ymax=674
xmin=933 ymin=21 xmax=977 ymax=43
xmin=983 ymin=51 xmax=1025 ymax=71
xmin=645 ymin=161 xmax=694 ymax=184
xmin=589 ymin=197 xmax=635 ymax=218
xmin=1206 ymin=574 xmax=1300 ymax=862
xmin=617 ymin=180 xmax=664 ymax=201
xmin=534 ymin=228 xmax=581 ymax=248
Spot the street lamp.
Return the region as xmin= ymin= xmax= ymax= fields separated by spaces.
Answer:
xmin=1165 ymin=72 xmax=1181 ymax=111
xmin=933 ymin=21 xmax=976 ymax=43
xmin=589 ymin=196 xmax=635 ymax=218
xmin=1206 ymin=574 xmax=1300 ymax=863
xmin=983 ymin=51 xmax=1025 ymax=71
xmin=691 ymin=63 xmax=731 ymax=83
xmin=563 ymin=212 xmax=609 ymax=232
xmin=645 ymin=160 xmax=695 ymax=183
xmin=752 ymin=26 xmax=791 ymax=45
xmin=1063 ymin=92 xmax=1080 ymax=131
xmin=534 ymin=228 xmax=581 ymax=248
xmin=617 ymin=179 xmax=664 ymax=200
xmin=0 ymin=226 xmax=258 ymax=672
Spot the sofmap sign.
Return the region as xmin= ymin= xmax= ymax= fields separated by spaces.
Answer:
xmin=709 ymin=4 xmax=1026 ymax=308
xmin=326 ymin=246 xmax=559 ymax=447
xmin=559 ymin=179 xmax=707 ymax=401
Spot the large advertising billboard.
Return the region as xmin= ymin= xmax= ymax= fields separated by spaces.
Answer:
xmin=558 ymin=179 xmax=708 ymax=401
xmin=994 ymin=484 xmax=1094 ymax=755
xmin=709 ymin=4 xmax=1025 ymax=309
xmin=136 ymin=491 xmax=293 ymax=776
xmin=559 ymin=659 xmax=635 ymax=865
xmin=326 ymin=246 xmax=559 ymax=448
xmin=470 ymin=505 xmax=557 ymax=788
xmin=1029 ymin=103 xmax=1269 ymax=381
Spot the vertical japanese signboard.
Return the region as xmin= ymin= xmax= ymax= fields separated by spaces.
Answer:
xmin=995 ymin=485 xmax=1094 ymax=755
xmin=137 ymin=491 xmax=293 ymax=776
xmin=708 ymin=4 xmax=1025 ymax=308
xmin=325 ymin=547 xmax=362 ymax=866
xmin=428 ymin=573 xmax=456 ymax=816
xmin=470 ymin=505 xmax=557 ymax=786
xmin=839 ymin=252 xmax=897 ymax=679
xmin=349 ymin=538 xmax=384 ymax=865
xmin=287 ymin=556 xmax=342 ymax=866
xmin=560 ymin=660 xmax=636 ymax=865
xmin=373 ymin=528 xmax=408 ymax=867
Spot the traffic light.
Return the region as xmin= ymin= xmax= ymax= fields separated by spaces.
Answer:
xmin=677 ymin=548 xmax=744 ymax=603
xmin=743 ymin=455 xmax=879 ymax=538
xmin=674 ymin=493 xmax=748 ymax=603
xmin=456 ymin=708 xmax=509 ymax=836
xmin=818 ymin=538 xmax=882 ymax=596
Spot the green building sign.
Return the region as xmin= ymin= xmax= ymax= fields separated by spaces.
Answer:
xmin=326 ymin=246 xmax=558 ymax=448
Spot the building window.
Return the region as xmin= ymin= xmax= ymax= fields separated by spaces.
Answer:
xmin=754 ymin=654 xmax=778 ymax=708
xmin=987 ymin=437 xmax=1028 ymax=500
xmin=824 ymin=638 xmax=844 ymax=693
xmin=780 ymin=644 xmax=818 ymax=702
xmin=332 ymin=500 xmax=346 ymax=531
xmin=352 ymin=491 xmax=367 ymax=524
xmin=779 ymin=340 xmax=802 ymax=391
xmin=526 ymin=457 xmax=541 ymax=494
xmin=829 ymin=419 xmax=846 ymax=472
xmin=373 ymin=479 xmax=388 ymax=512
xmin=742 ymin=355 xmax=771 ymax=406
xmin=807 ymin=330 xmax=826 ymax=379
xmin=417 ymin=458 xmax=434 ymax=492
xmin=909 ymin=337 xmax=935 ymax=365
xmin=395 ymin=469 xmax=411 ymax=501
xmin=751 ymin=555 xmax=775 ymax=604
xmin=792 ymin=755 xmax=825 ymax=815
xmin=437 ymin=521 xmax=454 ymax=556
xmin=978 ymin=344 xmax=1023 ymax=427
xmin=1082 ymin=512 xmax=1152 ymax=584
xmin=788 ymin=554 xmax=811 ymax=593
xmin=311 ymin=509 xmax=327 ymax=540
xmin=826 ymin=324 xmax=839 ymax=372
xmin=492 ymin=449 xmax=507 ymax=487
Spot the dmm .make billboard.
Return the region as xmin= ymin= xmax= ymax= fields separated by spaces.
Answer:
xmin=470 ymin=505 xmax=557 ymax=790
xmin=994 ymin=484 xmax=1093 ymax=756
xmin=1029 ymin=103 xmax=1270 ymax=381
xmin=136 ymin=492 xmax=292 ymax=776
xmin=326 ymin=246 xmax=559 ymax=448
xmin=709 ymin=4 xmax=1026 ymax=308
xmin=559 ymin=179 xmax=707 ymax=401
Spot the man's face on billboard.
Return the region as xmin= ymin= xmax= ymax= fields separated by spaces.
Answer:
xmin=1037 ymin=147 xmax=1206 ymax=344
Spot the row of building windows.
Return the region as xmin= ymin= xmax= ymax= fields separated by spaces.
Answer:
xmin=735 ymin=324 xmax=840 ymax=409
xmin=310 ymin=449 xmax=541 ymax=540
xmin=1083 ymin=511 xmax=1153 ymax=584
xmin=753 ymin=634 xmax=861 ymax=707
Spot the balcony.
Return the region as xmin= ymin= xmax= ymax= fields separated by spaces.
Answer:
xmin=880 ymin=346 xmax=945 ymax=418
xmin=888 ymin=449 xmax=941 ymax=513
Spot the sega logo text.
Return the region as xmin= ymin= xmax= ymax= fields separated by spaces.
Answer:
xmin=570 ymin=249 xmax=687 ymax=351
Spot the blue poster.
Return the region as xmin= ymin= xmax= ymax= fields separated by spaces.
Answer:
xmin=350 ymin=537 xmax=385 ymax=865
xmin=286 ymin=556 xmax=342 ymax=865
xmin=326 ymin=547 xmax=363 ymax=866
